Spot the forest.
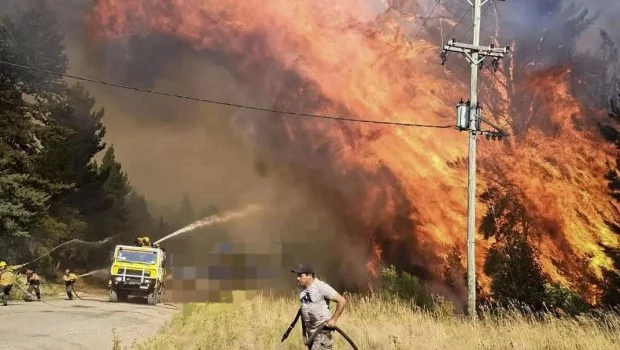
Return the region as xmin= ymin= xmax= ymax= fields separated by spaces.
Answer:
xmin=0 ymin=0 xmax=210 ymax=275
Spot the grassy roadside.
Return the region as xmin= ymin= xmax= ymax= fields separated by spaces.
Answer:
xmin=7 ymin=275 xmax=63 ymax=301
xmin=130 ymin=291 xmax=620 ymax=350
xmin=7 ymin=274 xmax=106 ymax=301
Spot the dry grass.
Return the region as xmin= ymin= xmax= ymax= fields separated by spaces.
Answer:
xmin=7 ymin=275 xmax=63 ymax=301
xmin=7 ymin=272 xmax=105 ymax=301
xmin=131 ymin=291 xmax=620 ymax=350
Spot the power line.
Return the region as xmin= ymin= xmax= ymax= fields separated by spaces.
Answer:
xmin=410 ymin=0 xmax=443 ymax=43
xmin=0 ymin=60 xmax=453 ymax=129
xmin=458 ymin=3 xmax=492 ymax=42
xmin=444 ymin=6 xmax=471 ymax=42
xmin=441 ymin=2 xmax=493 ymax=63
xmin=440 ymin=6 xmax=471 ymax=61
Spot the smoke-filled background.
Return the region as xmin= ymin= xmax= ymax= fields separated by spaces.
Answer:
xmin=2 ymin=0 xmax=620 ymax=305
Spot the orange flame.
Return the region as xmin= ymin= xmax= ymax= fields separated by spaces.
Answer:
xmin=87 ymin=0 xmax=619 ymax=299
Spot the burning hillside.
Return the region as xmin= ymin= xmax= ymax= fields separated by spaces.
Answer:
xmin=85 ymin=0 xmax=619 ymax=300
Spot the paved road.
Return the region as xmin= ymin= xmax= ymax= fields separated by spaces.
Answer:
xmin=0 ymin=291 xmax=179 ymax=350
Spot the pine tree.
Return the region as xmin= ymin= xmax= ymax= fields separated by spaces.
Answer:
xmin=480 ymin=186 xmax=549 ymax=309
xmin=38 ymin=83 xmax=106 ymax=183
xmin=157 ymin=215 xmax=170 ymax=237
xmin=177 ymin=194 xmax=196 ymax=227
xmin=0 ymin=0 xmax=68 ymax=251
xmin=483 ymin=234 xmax=548 ymax=309
xmin=99 ymin=146 xmax=130 ymax=203
xmin=602 ymin=92 xmax=620 ymax=201
xmin=125 ymin=191 xmax=155 ymax=240
xmin=601 ymin=246 xmax=620 ymax=306
xmin=0 ymin=0 xmax=68 ymax=102
xmin=84 ymin=145 xmax=131 ymax=241
xmin=0 ymin=0 xmax=159 ymax=270
xmin=599 ymin=92 xmax=620 ymax=306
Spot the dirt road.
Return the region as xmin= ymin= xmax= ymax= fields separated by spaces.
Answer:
xmin=0 ymin=290 xmax=179 ymax=350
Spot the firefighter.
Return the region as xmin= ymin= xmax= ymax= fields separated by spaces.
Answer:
xmin=135 ymin=236 xmax=144 ymax=247
xmin=24 ymin=269 xmax=41 ymax=302
xmin=62 ymin=269 xmax=78 ymax=300
xmin=0 ymin=261 xmax=24 ymax=306
xmin=142 ymin=236 xmax=151 ymax=247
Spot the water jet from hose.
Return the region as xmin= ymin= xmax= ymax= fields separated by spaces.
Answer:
xmin=77 ymin=268 xmax=109 ymax=278
xmin=153 ymin=204 xmax=262 ymax=245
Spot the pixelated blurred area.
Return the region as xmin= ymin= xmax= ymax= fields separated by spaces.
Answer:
xmin=166 ymin=241 xmax=298 ymax=303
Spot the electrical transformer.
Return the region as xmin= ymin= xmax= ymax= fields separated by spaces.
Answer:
xmin=455 ymin=100 xmax=469 ymax=130
xmin=455 ymin=100 xmax=482 ymax=131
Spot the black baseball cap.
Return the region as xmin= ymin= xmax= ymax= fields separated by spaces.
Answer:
xmin=291 ymin=263 xmax=315 ymax=274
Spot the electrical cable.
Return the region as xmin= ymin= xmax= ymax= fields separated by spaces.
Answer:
xmin=0 ymin=60 xmax=453 ymax=129
xmin=458 ymin=2 xmax=492 ymax=41
xmin=444 ymin=7 xmax=471 ymax=41
xmin=442 ymin=2 xmax=491 ymax=62
xmin=410 ymin=0 xmax=443 ymax=43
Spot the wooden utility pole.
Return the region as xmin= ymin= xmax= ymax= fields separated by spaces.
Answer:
xmin=441 ymin=0 xmax=509 ymax=319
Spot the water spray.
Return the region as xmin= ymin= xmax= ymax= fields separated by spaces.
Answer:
xmin=153 ymin=204 xmax=262 ymax=245
xmin=77 ymin=269 xmax=109 ymax=278
xmin=20 ymin=236 xmax=118 ymax=267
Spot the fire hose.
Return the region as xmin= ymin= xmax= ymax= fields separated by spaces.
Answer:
xmin=19 ymin=236 xmax=118 ymax=267
xmin=280 ymin=307 xmax=359 ymax=350
xmin=11 ymin=279 xmax=169 ymax=318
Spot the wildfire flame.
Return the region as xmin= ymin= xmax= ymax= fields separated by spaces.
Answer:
xmin=87 ymin=0 xmax=618 ymax=300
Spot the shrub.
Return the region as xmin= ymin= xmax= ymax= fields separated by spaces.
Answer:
xmin=379 ymin=264 xmax=455 ymax=316
xmin=543 ymin=282 xmax=591 ymax=315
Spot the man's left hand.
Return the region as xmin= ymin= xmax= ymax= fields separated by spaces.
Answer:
xmin=326 ymin=318 xmax=337 ymax=329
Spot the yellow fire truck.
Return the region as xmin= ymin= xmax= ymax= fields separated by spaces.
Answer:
xmin=108 ymin=242 xmax=166 ymax=305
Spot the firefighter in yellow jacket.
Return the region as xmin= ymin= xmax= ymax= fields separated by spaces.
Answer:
xmin=62 ymin=269 xmax=78 ymax=300
xmin=0 ymin=261 xmax=25 ymax=306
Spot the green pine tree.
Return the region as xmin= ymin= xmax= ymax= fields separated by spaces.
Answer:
xmin=480 ymin=186 xmax=549 ymax=309
xmin=89 ymin=145 xmax=131 ymax=239
xmin=0 ymin=0 xmax=68 ymax=102
xmin=0 ymin=0 xmax=68 ymax=257
xmin=125 ymin=191 xmax=155 ymax=240
xmin=177 ymin=194 xmax=196 ymax=227
xmin=483 ymin=234 xmax=548 ymax=309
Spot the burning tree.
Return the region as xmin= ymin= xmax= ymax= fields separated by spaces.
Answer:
xmin=83 ymin=0 xmax=620 ymax=307
xmin=479 ymin=184 xmax=548 ymax=309
xmin=598 ymin=91 xmax=620 ymax=306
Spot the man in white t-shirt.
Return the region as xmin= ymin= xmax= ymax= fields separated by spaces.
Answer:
xmin=291 ymin=263 xmax=347 ymax=350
